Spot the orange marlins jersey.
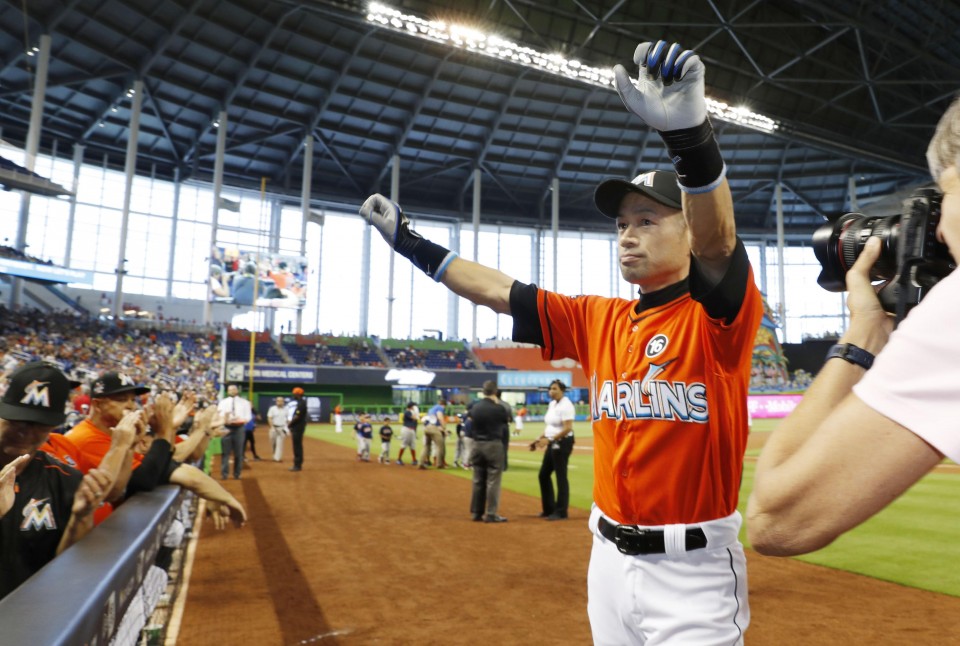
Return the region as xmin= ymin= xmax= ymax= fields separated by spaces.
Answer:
xmin=66 ymin=419 xmax=144 ymax=471
xmin=41 ymin=433 xmax=94 ymax=474
xmin=41 ymin=432 xmax=114 ymax=525
xmin=534 ymin=263 xmax=762 ymax=526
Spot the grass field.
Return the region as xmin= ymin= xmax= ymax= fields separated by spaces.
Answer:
xmin=308 ymin=417 xmax=960 ymax=597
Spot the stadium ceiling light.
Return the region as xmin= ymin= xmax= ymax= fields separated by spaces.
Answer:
xmin=366 ymin=2 xmax=778 ymax=133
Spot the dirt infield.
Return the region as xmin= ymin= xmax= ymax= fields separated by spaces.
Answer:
xmin=175 ymin=435 xmax=960 ymax=645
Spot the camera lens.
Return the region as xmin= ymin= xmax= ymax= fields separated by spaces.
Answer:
xmin=812 ymin=213 xmax=901 ymax=291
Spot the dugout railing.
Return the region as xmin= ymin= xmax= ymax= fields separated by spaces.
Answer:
xmin=0 ymin=486 xmax=182 ymax=645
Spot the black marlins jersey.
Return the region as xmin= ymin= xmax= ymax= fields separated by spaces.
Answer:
xmin=0 ymin=452 xmax=82 ymax=600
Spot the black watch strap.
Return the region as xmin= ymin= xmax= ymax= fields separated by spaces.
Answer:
xmin=826 ymin=343 xmax=875 ymax=370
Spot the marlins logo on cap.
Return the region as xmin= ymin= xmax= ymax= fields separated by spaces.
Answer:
xmin=0 ymin=361 xmax=72 ymax=426
xmin=594 ymin=169 xmax=682 ymax=218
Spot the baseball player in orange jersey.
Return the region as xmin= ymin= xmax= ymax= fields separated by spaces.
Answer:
xmin=361 ymin=38 xmax=761 ymax=643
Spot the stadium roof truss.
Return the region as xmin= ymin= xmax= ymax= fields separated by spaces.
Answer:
xmin=0 ymin=0 xmax=956 ymax=238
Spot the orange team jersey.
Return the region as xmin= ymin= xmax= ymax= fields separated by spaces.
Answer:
xmin=42 ymin=433 xmax=94 ymax=474
xmin=41 ymin=433 xmax=114 ymax=525
xmin=66 ymin=418 xmax=144 ymax=471
xmin=527 ymin=253 xmax=762 ymax=526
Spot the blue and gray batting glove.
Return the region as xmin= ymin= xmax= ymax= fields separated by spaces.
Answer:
xmin=613 ymin=40 xmax=725 ymax=194
xmin=358 ymin=194 xmax=458 ymax=281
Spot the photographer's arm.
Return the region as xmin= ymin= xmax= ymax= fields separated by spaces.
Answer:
xmin=747 ymin=238 xmax=943 ymax=556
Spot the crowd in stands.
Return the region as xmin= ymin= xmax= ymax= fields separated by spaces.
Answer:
xmin=749 ymin=363 xmax=814 ymax=393
xmin=1 ymin=306 xmax=221 ymax=405
xmin=225 ymin=340 xmax=285 ymax=364
xmin=282 ymin=336 xmax=384 ymax=367
xmin=382 ymin=346 xmax=478 ymax=370
xmin=0 ymin=243 xmax=55 ymax=266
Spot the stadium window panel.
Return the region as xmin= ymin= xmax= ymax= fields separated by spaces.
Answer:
xmin=460 ymin=229 xmax=476 ymax=263
xmin=68 ymin=205 xmax=119 ymax=274
xmin=278 ymin=237 xmax=302 ymax=256
xmin=125 ymin=213 xmax=150 ymax=277
xmin=139 ymin=278 xmax=167 ymax=297
xmin=301 ymin=220 xmax=322 ymax=334
xmin=272 ymin=308 xmax=297 ymax=335
xmin=237 ymin=196 xmax=270 ymax=233
xmin=172 ymin=221 xmax=212 ymax=284
xmin=171 ymin=221 xmax=210 ymax=284
xmin=492 ymin=228 xmax=534 ymax=339
xmin=76 ymin=165 xmax=106 ymax=206
xmin=280 ymin=208 xmax=303 ymax=241
xmin=556 ymin=234 xmax=584 ymax=295
xmin=367 ymin=242 xmax=390 ymax=338
xmin=143 ymin=217 xmax=172 ymax=280
xmin=179 ymin=184 xmax=214 ymax=225
xmin=171 ymin=281 xmax=207 ymax=300
xmin=408 ymin=222 xmax=451 ymax=339
xmin=388 ymin=253 xmax=415 ymax=339
xmin=581 ymin=234 xmax=614 ymax=298
xmin=123 ymin=276 xmax=143 ymax=295
xmin=316 ymin=213 xmax=362 ymax=335
xmin=453 ymin=227 xmax=481 ymax=339
xmin=457 ymin=228 xmax=503 ymax=342
xmin=99 ymin=169 xmax=127 ymax=211
xmin=539 ymin=231 xmax=556 ymax=291
xmin=498 ymin=228 xmax=534 ymax=285
xmin=0 ymin=191 xmax=21 ymax=245
xmin=231 ymin=310 xmax=268 ymax=332
xmin=92 ymin=272 xmax=116 ymax=293
xmin=25 ymin=196 xmax=70 ymax=265
xmin=148 ymin=179 xmax=174 ymax=218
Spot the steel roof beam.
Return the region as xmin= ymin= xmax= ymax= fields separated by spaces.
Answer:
xmin=312 ymin=129 xmax=364 ymax=197
xmin=369 ymin=50 xmax=457 ymax=193
xmin=272 ymin=29 xmax=375 ymax=185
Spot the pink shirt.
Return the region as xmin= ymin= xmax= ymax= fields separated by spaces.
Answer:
xmin=854 ymin=270 xmax=960 ymax=462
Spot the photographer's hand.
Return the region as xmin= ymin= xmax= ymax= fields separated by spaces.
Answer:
xmin=841 ymin=237 xmax=895 ymax=355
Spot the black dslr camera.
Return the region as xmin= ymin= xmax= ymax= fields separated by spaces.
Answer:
xmin=812 ymin=188 xmax=955 ymax=323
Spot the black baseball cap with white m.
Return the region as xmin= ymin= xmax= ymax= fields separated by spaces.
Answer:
xmin=594 ymin=169 xmax=682 ymax=218
xmin=90 ymin=372 xmax=151 ymax=398
xmin=0 ymin=361 xmax=72 ymax=426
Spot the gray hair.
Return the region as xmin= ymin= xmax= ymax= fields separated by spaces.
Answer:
xmin=926 ymin=95 xmax=960 ymax=181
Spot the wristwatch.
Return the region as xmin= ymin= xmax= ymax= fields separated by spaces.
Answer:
xmin=826 ymin=343 xmax=875 ymax=370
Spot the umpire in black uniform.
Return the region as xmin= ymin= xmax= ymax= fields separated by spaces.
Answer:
xmin=288 ymin=387 xmax=307 ymax=472
xmin=469 ymin=380 xmax=510 ymax=523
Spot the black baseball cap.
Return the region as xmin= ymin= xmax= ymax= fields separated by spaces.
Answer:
xmin=0 ymin=361 xmax=72 ymax=426
xmin=594 ymin=170 xmax=682 ymax=218
xmin=90 ymin=372 xmax=150 ymax=398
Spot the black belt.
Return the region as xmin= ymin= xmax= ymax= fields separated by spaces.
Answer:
xmin=597 ymin=517 xmax=708 ymax=556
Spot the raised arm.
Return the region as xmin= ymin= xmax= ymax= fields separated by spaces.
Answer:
xmin=100 ymin=410 xmax=140 ymax=503
xmin=173 ymin=405 xmax=217 ymax=462
xmin=614 ymin=40 xmax=736 ymax=283
xmin=359 ymin=195 xmax=515 ymax=314
xmin=57 ymin=467 xmax=113 ymax=554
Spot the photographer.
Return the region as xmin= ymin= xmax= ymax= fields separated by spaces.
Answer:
xmin=747 ymin=98 xmax=960 ymax=556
